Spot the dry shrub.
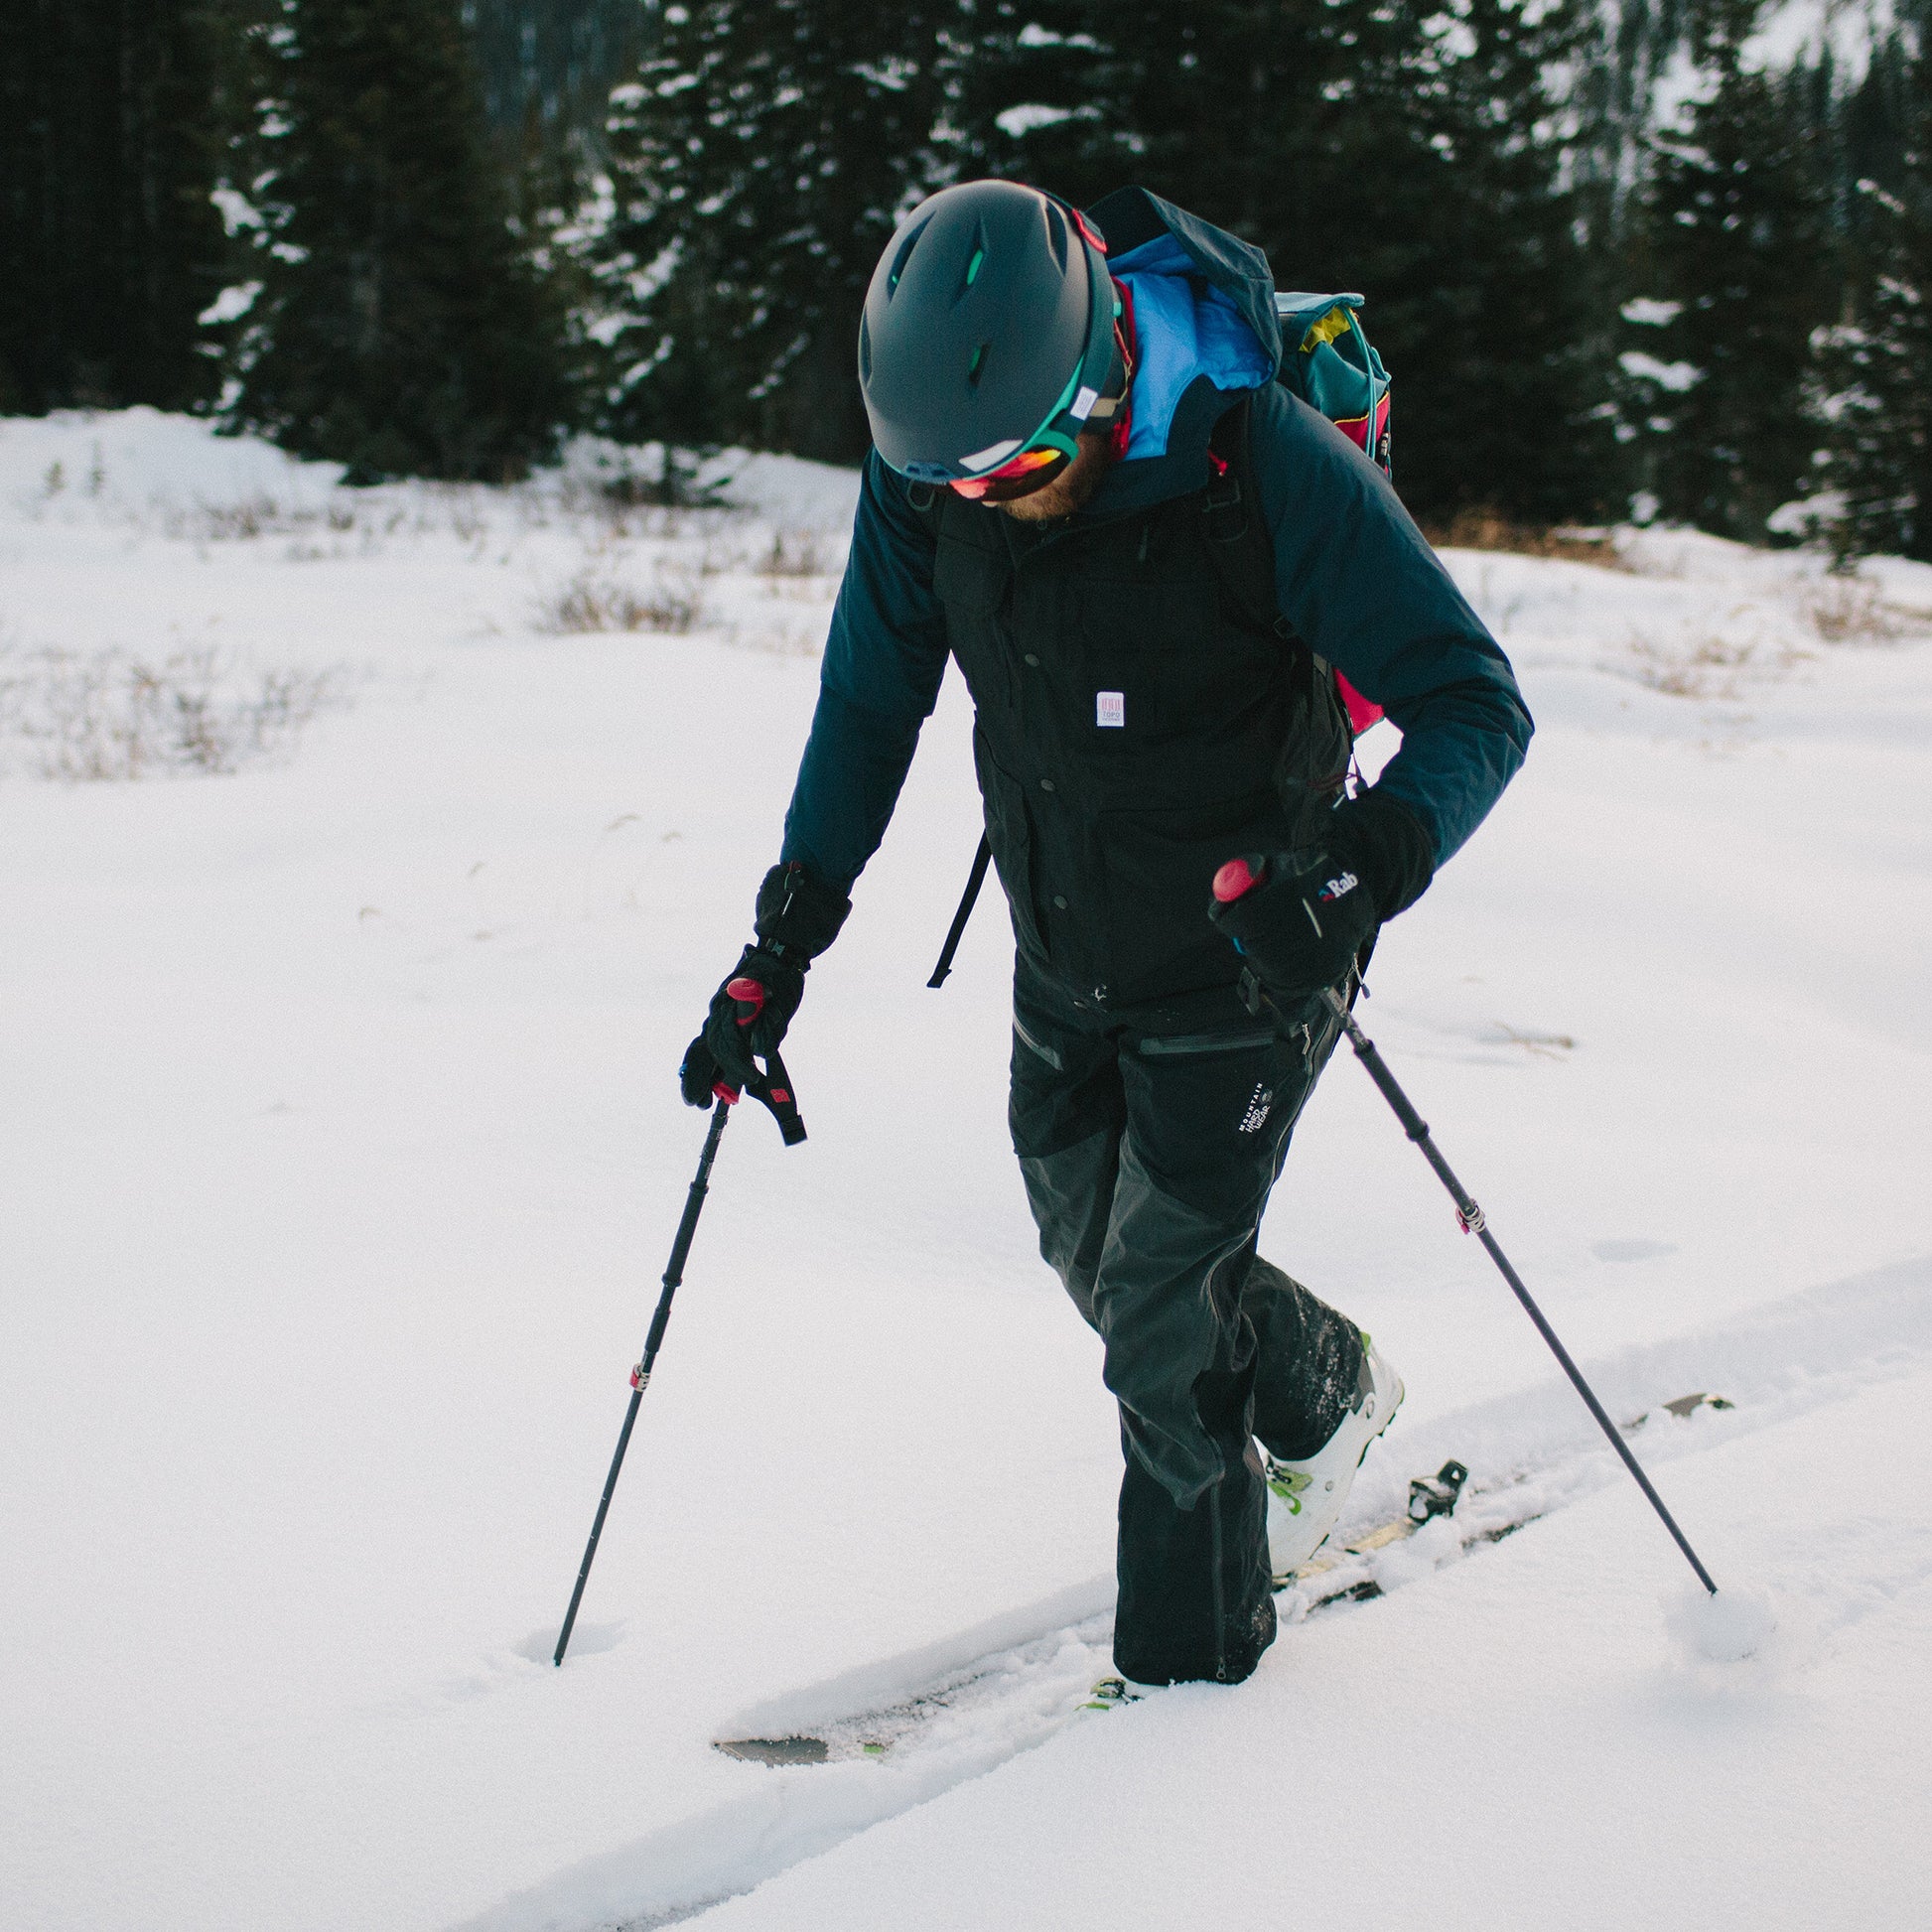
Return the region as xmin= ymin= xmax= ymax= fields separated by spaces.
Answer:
xmin=1625 ymin=634 xmax=1763 ymax=700
xmin=1799 ymin=573 xmax=1912 ymax=644
xmin=157 ymin=492 xmax=497 ymax=548
xmin=0 ymin=643 xmax=345 ymax=781
xmin=754 ymin=529 xmax=829 ymax=580
xmin=192 ymin=496 xmax=278 ymax=540
xmin=1427 ymin=507 xmax=1626 ymax=569
xmin=597 ymin=453 xmax=728 ymax=511
xmin=534 ymin=568 xmax=702 ymax=635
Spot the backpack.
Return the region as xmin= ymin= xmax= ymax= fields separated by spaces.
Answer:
xmin=1267 ymin=290 xmax=1392 ymax=735
xmin=926 ymin=291 xmax=1395 ymax=987
xmin=1274 ymin=291 xmax=1392 ymax=477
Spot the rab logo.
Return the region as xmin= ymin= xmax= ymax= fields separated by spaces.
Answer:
xmin=1238 ymin=1083 xmax=1274 ymax=1134
xmin=1317 ymin=871 xmax=1358 ymax=903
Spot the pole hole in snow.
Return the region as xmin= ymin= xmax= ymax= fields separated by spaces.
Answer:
xmin=1664 ymin=1581 xmax=1778 ymax=1666
xmin=517 ymin=1621 xmax=624 ymax=1665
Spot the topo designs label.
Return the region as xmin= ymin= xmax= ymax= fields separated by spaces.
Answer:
xmin=1096 ymin=690 xmax=1125 ymax=729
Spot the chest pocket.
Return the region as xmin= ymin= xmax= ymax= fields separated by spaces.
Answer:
xmin=1069 ymin=571 xmax=1285 ymax=807
xmin=1077 ymin=577 xmax=1203 ymax=735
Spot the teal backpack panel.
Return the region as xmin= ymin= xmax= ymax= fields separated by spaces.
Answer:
xmin=1274 ymin=292 xmax=1392 ymax=475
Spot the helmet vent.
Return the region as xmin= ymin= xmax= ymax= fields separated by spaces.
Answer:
xmin=950 ymin=221 xmax=991 ymax=311
xmin=859 ymin=316 xmax=872 ymax=382
xmin=887 ymin=218 xmax=929 ymax=298
xmin=1043 ymin=202 xmax=1069 ymax=274
xmin=967 ymin=341 xmax=990 ymax=388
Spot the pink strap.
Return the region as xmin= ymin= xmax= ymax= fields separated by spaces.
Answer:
xmin=1336 ymin=671 xmax=1384 ymax=736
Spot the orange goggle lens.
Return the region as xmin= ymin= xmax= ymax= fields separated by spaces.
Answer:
xmin=949 ymin=445 xmax=1067 ymax=500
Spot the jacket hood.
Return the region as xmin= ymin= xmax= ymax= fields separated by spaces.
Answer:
xmin=1079 ymin=187 xmax=1281 ymax=515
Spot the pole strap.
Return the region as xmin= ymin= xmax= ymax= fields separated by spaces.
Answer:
xmin=715 ymin=1047 xmax=806 ymax=1146
xmin=928 ymin=836 xmax=993 ymax=989
xmin=744 ymin=1048 xmax=807 ymax=1146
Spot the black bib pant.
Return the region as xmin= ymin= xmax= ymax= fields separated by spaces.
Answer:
xmin=1010 ymin=968 xmax=1365 ymax=1686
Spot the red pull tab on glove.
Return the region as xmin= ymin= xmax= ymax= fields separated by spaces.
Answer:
xmin=710 ymin=976 xmax=768 ymax=1103
xmin=1213 ymin=857 xmax=1265 ymax=904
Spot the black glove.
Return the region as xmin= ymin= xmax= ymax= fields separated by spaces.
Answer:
xmin=1207 ymin=789 xmax=1434 ymax=1006
xmin=679 ymin=860 xmax=851 ymax=1107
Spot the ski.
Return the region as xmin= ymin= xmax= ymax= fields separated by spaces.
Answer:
xmin=713 ymin=1392 xmax=1732 ymax=1768
xmin=710 ymin=1461 xmax=1478 ymax=1768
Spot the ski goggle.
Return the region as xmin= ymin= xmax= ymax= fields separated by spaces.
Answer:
xmin=949 ymin=442 xmax=1072 ymax=502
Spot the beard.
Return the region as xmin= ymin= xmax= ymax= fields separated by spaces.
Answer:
xmin=996 ymin=431 xmax=1115 ymax=523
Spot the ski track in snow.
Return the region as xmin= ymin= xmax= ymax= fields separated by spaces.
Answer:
xmin=454 ymin=1254 xmax=1932 ymax=1932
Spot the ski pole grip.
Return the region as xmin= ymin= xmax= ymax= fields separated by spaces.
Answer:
xmin=1213 ymin=857 xmax=1266 ymax=903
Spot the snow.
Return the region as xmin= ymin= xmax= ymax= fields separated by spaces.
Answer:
xmin=1748 ymin=0 xmax=1895 ymax=80
xmin=2 ymin=409 xmax=1929 ymax=1932
xmin=1664 ymin=1577 xmax=1778 ymax=1664
xmin=1620 ymin=297 xmax=1684 ymax=328
xmin=994 ymin=103 xmax=1080 ymax=137
xmin=1619 ymin=348 xmax=1703 ymax=391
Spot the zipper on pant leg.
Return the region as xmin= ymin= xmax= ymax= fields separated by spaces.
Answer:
xmin=1012 ymin=1013 xmax=1065 ymax=1070
xmin=1133 ymin=1027 xmax=1278 ymax=1058
xmin=1209 ymin=1483 xmax=1229 ymax=1682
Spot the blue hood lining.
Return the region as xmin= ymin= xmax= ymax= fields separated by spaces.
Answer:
xmin=1113 ymin=233 xmax=1273 ymax=463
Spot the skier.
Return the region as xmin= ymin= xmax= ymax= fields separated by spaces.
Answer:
xmin=679 ymin=182 xmax=1532 ymax=1689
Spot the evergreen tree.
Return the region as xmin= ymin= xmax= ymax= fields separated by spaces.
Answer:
xmin=0 ymin=0 xmax=255 ymax=414
xmin=591 ymin=1 xmax=954 ymax=463
xmin=1569 ymin=0 xmax=1695 ymax=219
xmin=1813 ymin=48 xmax=1932 ymax=562
xmin=232 ymin=0 xmax=573 ymax=482
xmin=953 ymin=0 xmax=1611 ymax=526
xmin=1622 ymin=0 xmax=1835 ymax=539
xmin=468 ymin=0 xmax=643 ymax=170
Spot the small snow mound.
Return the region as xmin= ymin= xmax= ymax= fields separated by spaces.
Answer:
xmin=1665 ymin=1582 xmax=1777 ymax=1665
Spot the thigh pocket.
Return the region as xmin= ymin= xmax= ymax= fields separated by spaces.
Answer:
xmin=1122 ymin=1026 xmax=1318 ymax=1215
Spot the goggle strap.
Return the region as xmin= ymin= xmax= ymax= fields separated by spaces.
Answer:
xmin=1082 ymin=314 xmax=1136 ymax=422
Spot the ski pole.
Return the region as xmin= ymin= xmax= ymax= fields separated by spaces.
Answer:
xmin=1212 ymin=861 xmax=1720 ymax=1596
xmin=554 ymin=979 xmax=800 ymax=1666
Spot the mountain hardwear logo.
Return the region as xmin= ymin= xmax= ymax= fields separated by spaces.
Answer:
xmin=1238 ymin=1083 xmax=1274 ymax=1134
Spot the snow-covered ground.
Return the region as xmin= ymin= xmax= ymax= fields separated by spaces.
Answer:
xmin=2 ymin=409 xmax=1927 ymax=1931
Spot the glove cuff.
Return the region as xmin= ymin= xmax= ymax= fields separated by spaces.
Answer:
xmin=1336 ymin=789 xmax=1436 ymax=920
xmin=753 ymin=860 xmax=852 ymax=962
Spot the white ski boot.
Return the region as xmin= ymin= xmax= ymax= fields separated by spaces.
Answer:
xmin=1264 ymin=1335 xmax=1404 ymax=1582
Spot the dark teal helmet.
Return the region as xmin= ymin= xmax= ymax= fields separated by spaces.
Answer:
xmin=858 ymin=181 xmax=1123 ymax=489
